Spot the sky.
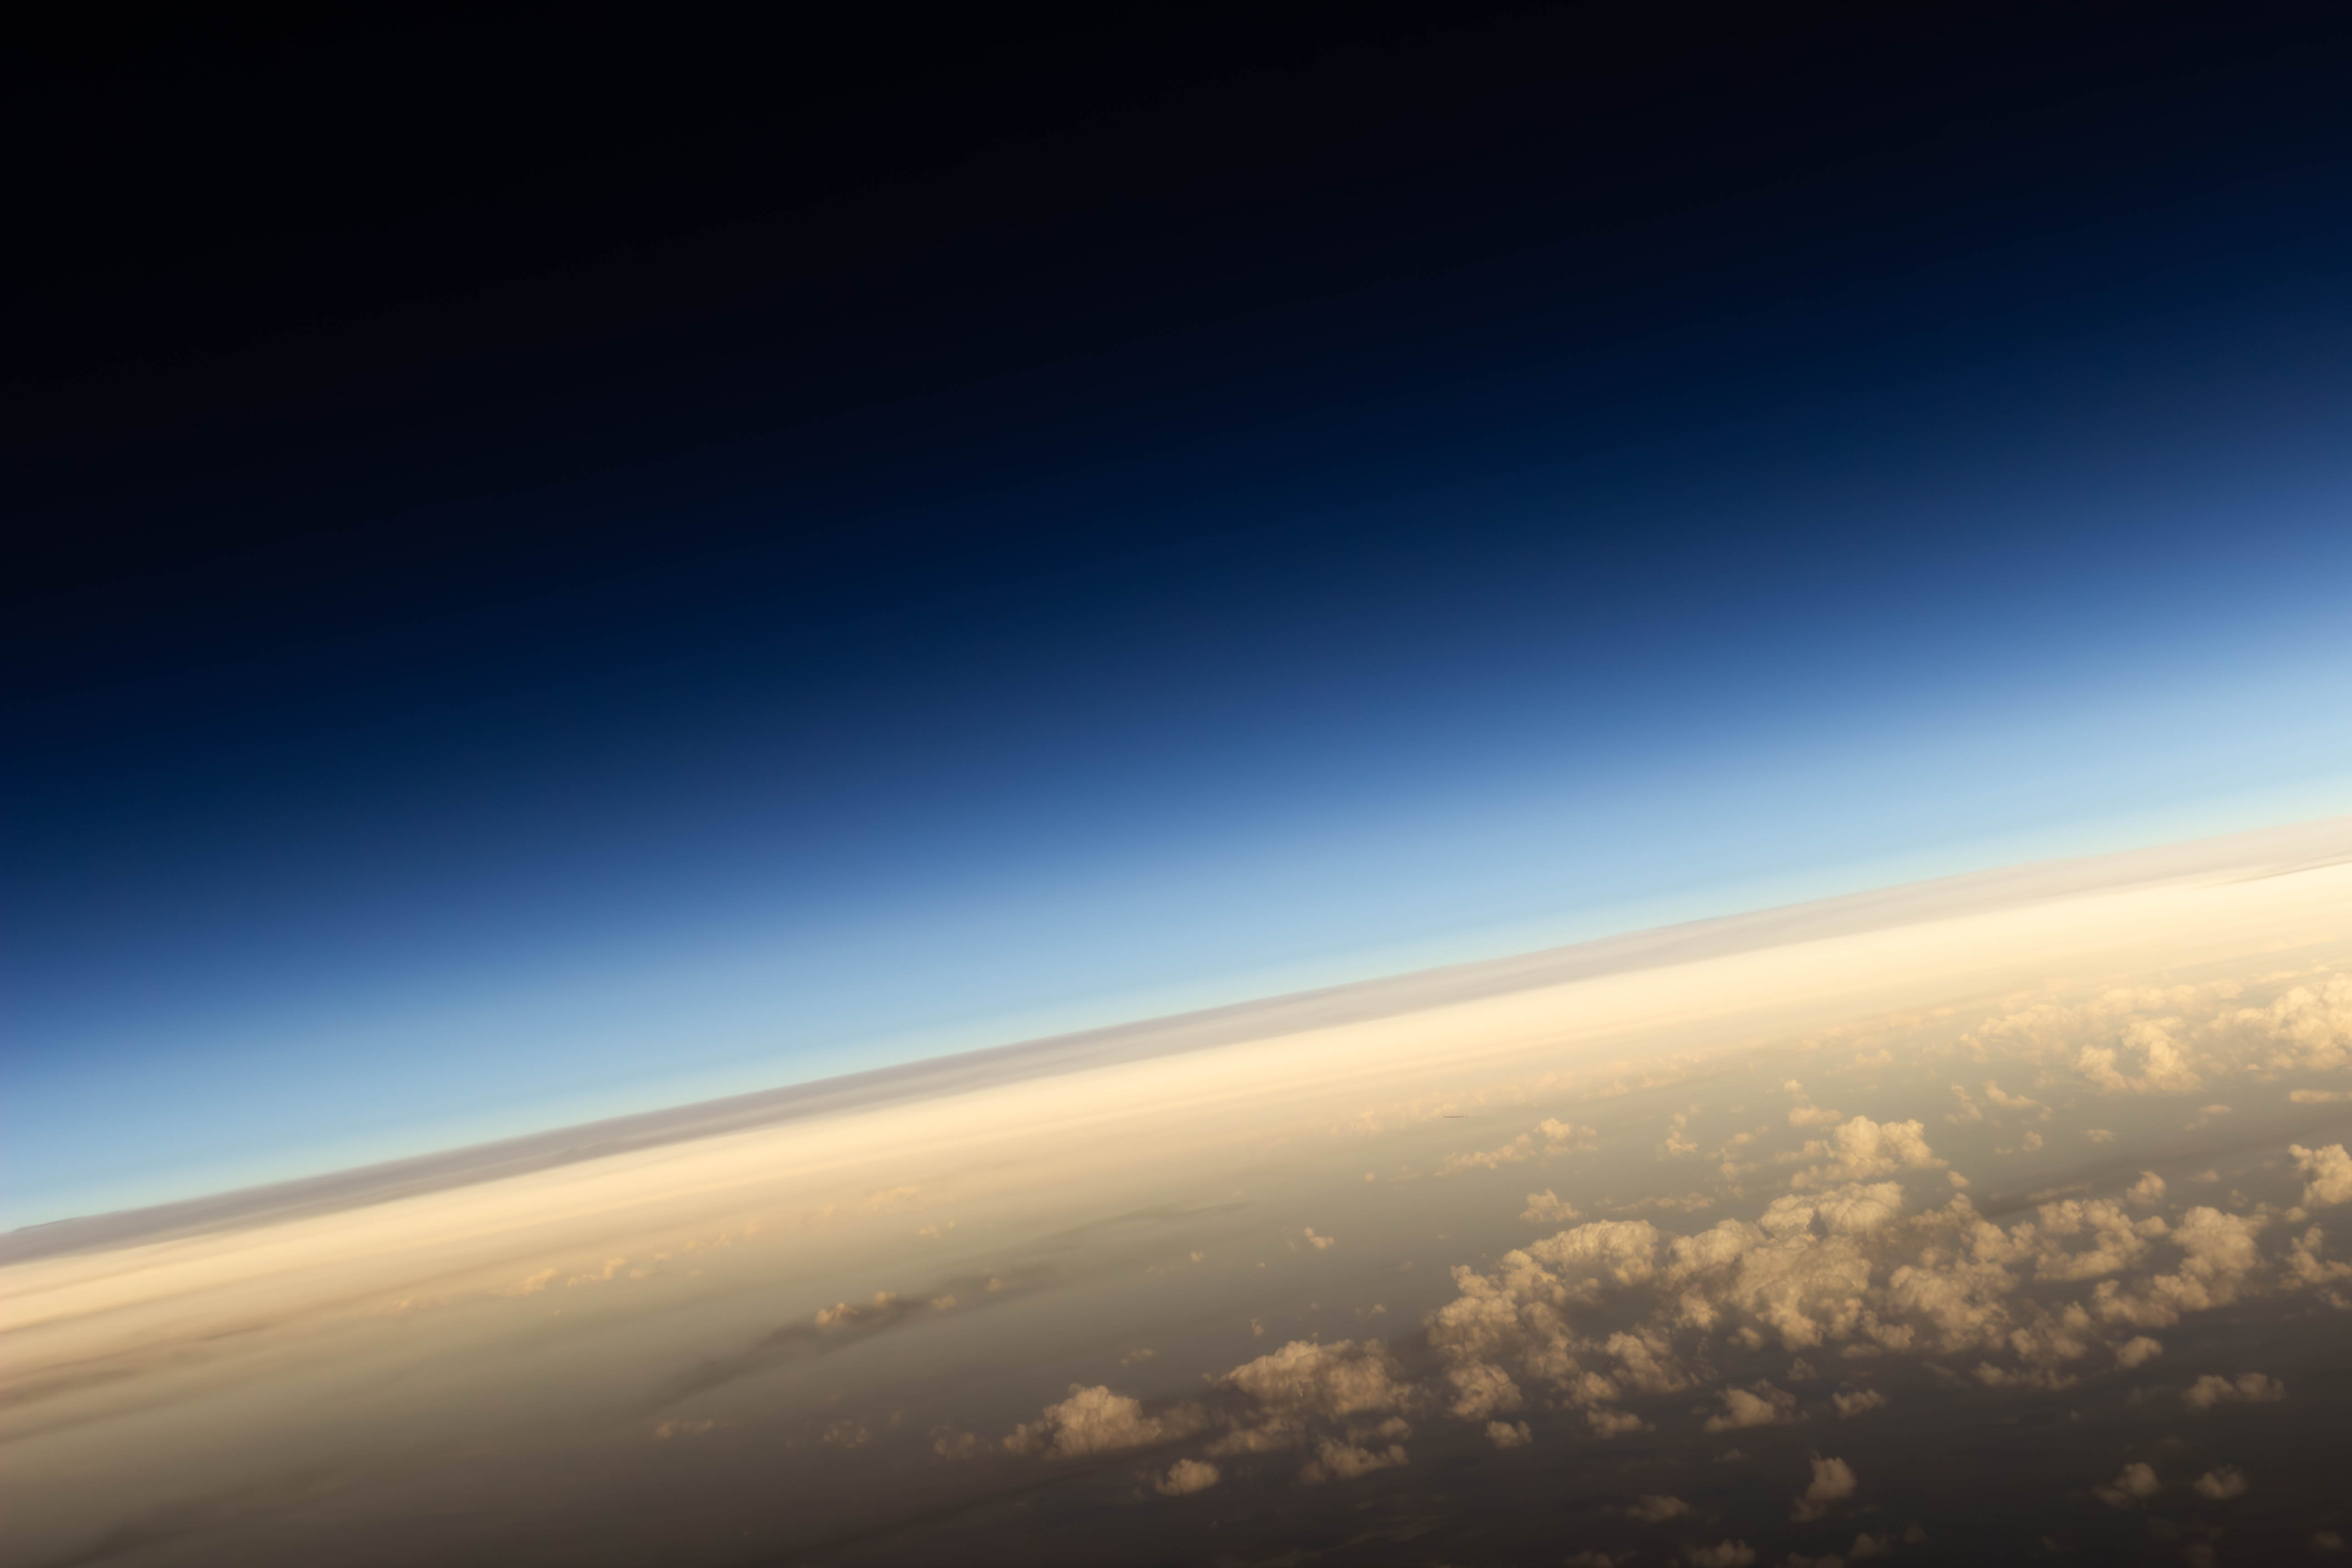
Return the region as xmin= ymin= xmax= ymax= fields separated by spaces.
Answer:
xmin=7 ymin=5 xmax=2352 ymax=1226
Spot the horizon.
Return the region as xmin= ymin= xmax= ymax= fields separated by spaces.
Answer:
xmin=17 ymin=810 xmax=2347 ymax=1246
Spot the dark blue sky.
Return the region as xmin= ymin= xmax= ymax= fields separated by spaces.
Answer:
xmin=7 ymin=5 xmax=2352 ymax=1224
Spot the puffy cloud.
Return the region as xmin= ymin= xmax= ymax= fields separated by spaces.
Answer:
xmin=2183 ymin=1372 xmax=2285 ymax=1410
xmin=1628 ymin=1494 xmax=1692 ymax=1522
xmin=1671 ymin=1222 xmax=1876 ymax=1350
xmin=1661 ymin=1111 xmax=1702 ymax=1158
xmin=1005 ymin=1385 xmax=1203 ymax=1459
xmin=2090 ymin=1207 xmax=2267 ymax=1326
xmin=1962 ymin=976 xmax=2352 ymax=1101
xmin=1597 ymin=1328 xmax=1688 ymax=1396
xmin=1423 ymin=1225 xmax=1669 ymax=1421
xmin=2171 ymin=1207 xmax=2265 ymax=1283
xmin=1971 ymin=1359 xmax=2078 ymax=1392
xmin=2234 ymin=973 xmax=2352 ymax=1070
xmin=2193 ymin=1466 xmax=2249 ymax=1500
xmin=1297 ymin=1435 xmax=1407 ymax=1484
xmin=1434 ymin=1172 xmax=2183 ymax=1441
xmin=1206 ymin=1339 xmax=1417 ymax=1459
xmin=1443 ymin=1266 xmax=1641 ymax=1417
xmin=1155 ymin=1458 xmax=1219 ymax=1496
xmin=1705 ymin=1382 xmax=1802 ymax=1432
xmin=1685 ymin=1539 xmax=1757 ymax=1567
xmin=1224 ymin=1339 xmax=1411 ymax=1423
xmin=2096 ymin=1462 xmax=2160 ymax=1506
xmin=1446 ymin=1360 xmax=1524 ymax=1421
xmin=1542 ymin=1118 xmax=1599 ymax=1149
xmin=2027 ymin=1198 xmax=2157 ymax=1282
xmin=1200 ymin=1420 xmax=1288 ymax=1457
xmin=2286 ymin=1225 xmax=2352 ymax=1294
xmin=1970 ymin=989 xmax=2223 ymax=1091
xmin=1303 ymin=1227 xmax=1338 ymax=1251
xmin=1761 ymin=1184 xmax=1905 ymax=1239
xmin=931 ymin=1428 xmax=984 ymax=1459
xmin=1791 ymin=1104 xmax=1847 ymax=1128
xmin=1849 ymin=1532 xmax=1891 ymax=1558
xmin=1537 ymin=1219 xmax=1666 ymax=1288
xmin=1791 ymin=1455 xmax=1857 ymax=1521
xmin=1791 ymin=1118 xmax=1941 ymax=1187
xmin=1982 ymin=1081 xmax=2049 ymax=1116
xmin=1523 ymin=1190 xmax=1581 ymax=1224
xmin=1396 ymin=1113 xmax=2337 ymax=1460
xmin=1007 ymin=988 xmax=2282 ymax=1530
xmin=1586 ymin=1406 xmax=1651 ymax=1437
xmin=1441 ymin=1136 xmax=1536 ymax=1173
xmin=2291 ymin=1144 xmax=2352 ymax=1208
xmin=1441 ymin=1119 xmax=1597 ymax=1175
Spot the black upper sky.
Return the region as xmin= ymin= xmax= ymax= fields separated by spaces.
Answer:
xmin=18 ymin=2 xmax=2350 ymax=609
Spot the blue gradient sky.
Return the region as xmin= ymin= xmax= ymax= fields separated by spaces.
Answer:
xmin=8 ymin=8 xmax=2352 ymax=1226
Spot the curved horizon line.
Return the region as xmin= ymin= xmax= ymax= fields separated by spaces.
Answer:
xmin=10 ymin=812 xmax=2347 ymax=1266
